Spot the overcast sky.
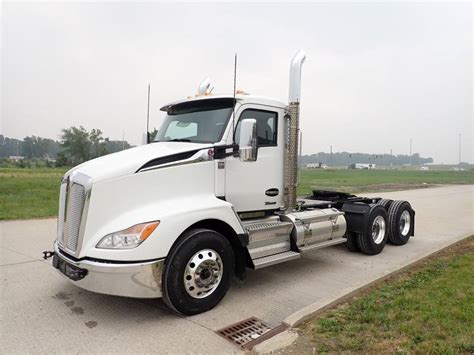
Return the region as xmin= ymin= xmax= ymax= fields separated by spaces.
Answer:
xmin=1 ymin=2 xmax=472 ymax=163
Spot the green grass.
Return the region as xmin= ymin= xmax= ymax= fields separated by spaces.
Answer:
xmin=0 ymin=168 xmax=68 ymax=220
xmin=298 ymin=168 xmax=474 ymax=195
xmin=0 ymin=167 xmax=473 ymax=220
xmin=293 ymin=237 xmax=474 ymax=354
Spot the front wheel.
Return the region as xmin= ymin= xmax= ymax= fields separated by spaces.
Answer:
xmin=162 ymin=228 xmax=234 ymax=315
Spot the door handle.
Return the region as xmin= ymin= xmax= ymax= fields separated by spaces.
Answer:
xmin=265 ymin=188 xmax=279 ymax=197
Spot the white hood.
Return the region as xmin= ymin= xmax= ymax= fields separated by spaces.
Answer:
xmin=68 ymin=142 xmax=211 ymax=183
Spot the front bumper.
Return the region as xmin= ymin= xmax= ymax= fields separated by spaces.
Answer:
xmin=53 ymin=242 xmax=164 ymax=298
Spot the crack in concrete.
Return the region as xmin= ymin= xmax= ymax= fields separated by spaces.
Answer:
xmin=0 ymin=259 xmax=42 ymax=267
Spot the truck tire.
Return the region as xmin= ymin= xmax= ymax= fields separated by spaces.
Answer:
xmin=377 ymin=199 xmax=393 ymax=210
xmin=357 ymin=205 xmax=388 ymax=255
xmin=387 ymin=200 xmax=413 ymax=245
xmin=162 ymin=228 xmax=234 ymax=315
xmin=345 ymin=232 xmax=360 ymax=252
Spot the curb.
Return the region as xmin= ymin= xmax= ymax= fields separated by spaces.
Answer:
xmin=252 ymin=330 xmax=299 ymax=354
xmin=283 ymin=233 xmax=472 ymax=328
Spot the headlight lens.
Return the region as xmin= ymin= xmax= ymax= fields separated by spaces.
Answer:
xmin=96 ymin=221 xmax=160 ymax=249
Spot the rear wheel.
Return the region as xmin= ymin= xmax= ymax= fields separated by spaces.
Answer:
xmin=345 ymin=232 xmax=360 ymax=252
xmin=377 ymin=198 xmax=393 ymax=210
xmin=162 ymin=228 xmax=234 ymax=315
xmin=357 ymin=205 xmax=388 ymax=255
xmin=387 ymin=200 xmax=414 ymax=245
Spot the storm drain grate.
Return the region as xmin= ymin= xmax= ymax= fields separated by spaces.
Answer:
xmin=217 ymin=317 xmax=287 ymax=350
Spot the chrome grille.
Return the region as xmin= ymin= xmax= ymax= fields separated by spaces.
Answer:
xmin=57 ymin=182 xmax=67 ymax=246
xmin=66 ymin=183 xmax=85 ymax=251
xmin=57 ymin=178 xmax=86 ymax=253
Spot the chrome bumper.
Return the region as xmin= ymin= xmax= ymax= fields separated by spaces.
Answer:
xmin=53 ymin=242 xmax=164 ymax=299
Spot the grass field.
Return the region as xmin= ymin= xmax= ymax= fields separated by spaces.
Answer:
xmin=299 ymin=168 xmax=474 ymax=195
xmin=0 ymin=167 xmax=473 ymax=220
xmin=284 ymin=237 xmax=474 ymax=354
xmin=0 ymin=168 xmax=68 ymax=220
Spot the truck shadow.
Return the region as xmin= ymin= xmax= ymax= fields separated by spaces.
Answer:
xmin=53 ymin=282 xmax=176 ymax=325
xmin=52 ymin=244 xmax=384 ymax=325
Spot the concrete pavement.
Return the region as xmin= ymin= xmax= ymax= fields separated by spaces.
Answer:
xmin=1 ymin=185 xmax=473 ymax=353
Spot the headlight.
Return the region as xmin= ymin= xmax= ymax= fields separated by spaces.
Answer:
xmin=96 ymin=221 xmax=160 ymax=249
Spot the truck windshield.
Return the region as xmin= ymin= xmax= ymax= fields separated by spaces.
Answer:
xmin=155 ymin=98 xmax=234 ymax=143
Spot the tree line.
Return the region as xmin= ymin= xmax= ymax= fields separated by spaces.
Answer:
xmin=300 ymin=152 xmax=433 ymax=167
xmin=1 ymin=128 xmax=434 ymax=168
xmin=0 ymin=126 xmax=132 ymax=167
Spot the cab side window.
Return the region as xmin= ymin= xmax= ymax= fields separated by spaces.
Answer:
xmin=235 ymin=109 xmax=278 ymax=147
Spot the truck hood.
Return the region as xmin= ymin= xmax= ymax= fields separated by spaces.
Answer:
xmin=68 ymin=142 xmax=211 ymax=183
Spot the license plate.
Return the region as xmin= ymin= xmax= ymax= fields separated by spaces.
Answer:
xmin=53 ymin=254 xmax=88 ymax=281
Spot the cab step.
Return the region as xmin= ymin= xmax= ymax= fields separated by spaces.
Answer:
xmin=252 ymin=251 xmax=300 ymax=269
xmin=243 ymin=217 xmax=294 ymax=259
xmin=243 ymin=217 xmax=293 ymax=244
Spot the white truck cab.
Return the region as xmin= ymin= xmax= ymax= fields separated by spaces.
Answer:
xmin=45 ymin=51 xmax=415 ymax=315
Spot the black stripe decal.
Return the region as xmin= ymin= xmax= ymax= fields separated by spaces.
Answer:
xmin=136 ymin=144 xmax=239 ymax=173
xmin=136 ymin=149 xmax=203 ymax=172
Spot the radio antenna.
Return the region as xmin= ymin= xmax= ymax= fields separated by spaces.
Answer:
xmin=146 ymin=83 xmax=151 ymax=144
xmin=232 ymin=53 xmax=237 ymax=143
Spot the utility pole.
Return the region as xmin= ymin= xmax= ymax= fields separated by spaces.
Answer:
xmin=409 ymin=138 xmax=412 ymax=166
xmin=330 ymin=145 xmax=333 ymax=166
xmin=390 ymin=148 xmax=393 ymax=169
xmin=458 ymin=133 xmax=461 ymax=166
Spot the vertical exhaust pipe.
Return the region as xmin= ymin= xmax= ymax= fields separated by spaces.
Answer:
xmin=284 ymin=50 xmax=306 ymax=210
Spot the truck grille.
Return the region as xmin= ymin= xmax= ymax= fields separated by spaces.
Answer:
xmin=58 ymin=179 xmax=86 ymax=252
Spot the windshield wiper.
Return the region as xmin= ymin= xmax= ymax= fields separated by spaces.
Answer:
xmin=167 ymin=138 xmax=192 ymax=142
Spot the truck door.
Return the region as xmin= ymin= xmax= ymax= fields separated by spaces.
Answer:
xmin=225 ymin=105 xmax=285 ymax=213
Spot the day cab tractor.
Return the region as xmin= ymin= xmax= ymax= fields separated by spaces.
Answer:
xmin=44 ymin=51 xmax=415 ymax=315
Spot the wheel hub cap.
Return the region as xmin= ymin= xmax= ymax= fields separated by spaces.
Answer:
xmin=372 ymin=216 xmax=386 ymax=244
xmin=400 ymin=210 xmax=411 ymax=236
xmin=184 ymin=249 xmax=223 ymax=299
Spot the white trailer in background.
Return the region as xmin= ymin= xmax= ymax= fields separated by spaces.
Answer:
xmin=355 ymin=163 xmax=376 ymax=169
xmin=44 ymin=51 xmax=415 ymax=315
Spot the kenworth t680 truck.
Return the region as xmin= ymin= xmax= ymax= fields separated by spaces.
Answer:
xmin=44 ymin=51 xmax=415 ymax=315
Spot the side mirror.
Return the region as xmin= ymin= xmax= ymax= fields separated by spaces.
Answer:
xmin=238 ymin=118 xmax=258 ymax=162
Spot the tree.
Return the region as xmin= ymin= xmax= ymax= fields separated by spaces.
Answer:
xmin=149 ymin=128 xmax=159 ymax=142
xmin=89 ymin=129 xmax=107 ymax=157
xmin=55 ymin=151 xmax=68 ymax=167
xmin=60 ymin=126 xmax=108 ymax=166
xmin=22 ymin=136 xmax=53 ymax=159
xmin=105 ymin=139 xmax=132 ymax=153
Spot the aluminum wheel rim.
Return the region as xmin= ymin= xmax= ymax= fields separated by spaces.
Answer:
xmin=184 ymin=249 xmax=223 ymax=299
xmin=400 ymin=210 xmax=411 ymax=236
xmin=371 ymin=216 xmax=386 ymax=244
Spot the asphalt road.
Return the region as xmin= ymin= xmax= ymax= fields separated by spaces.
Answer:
xmin=1 ymin=185 xmax=473 ymax=353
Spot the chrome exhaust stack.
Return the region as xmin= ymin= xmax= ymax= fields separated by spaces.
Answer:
xmin=284 ymin=50 xmax=306 ymax=210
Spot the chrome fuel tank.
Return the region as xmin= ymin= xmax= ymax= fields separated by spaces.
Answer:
xmin=281 ymin=208 xmax=347 ymax=247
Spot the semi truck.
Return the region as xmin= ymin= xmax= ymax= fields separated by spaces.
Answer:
xmin=44 ymin=51 xmax=415 ymax=315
